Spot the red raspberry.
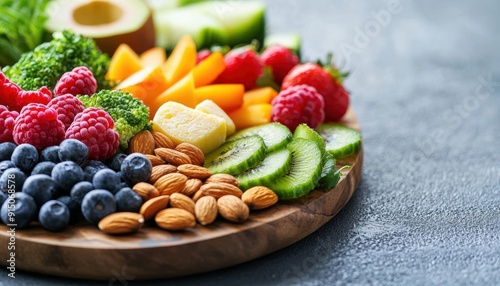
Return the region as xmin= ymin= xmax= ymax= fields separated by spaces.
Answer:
xmin=11 ymin=86 xmax=53 ymax=112
xmin=13 ymin=103 xmax=65 ymax=150
xmin=271 ymin=85 xmax=325 ymax=132
xmin=215 ymin=48 xmax=263 ymax=90
xmin=54 ymin=66 xmax=97 ymax=97
xmin=65 ymin=108 xmax=119 ymax=161
xmin=47 ymin=94 xmax=85 ymax=130
xmin=0 ymin=105 xmax=19 ymax=143
xmin=261 ymin=45 xmax=299 ymax=85
xmin=0 ymin=72 xmax=22 ymax=109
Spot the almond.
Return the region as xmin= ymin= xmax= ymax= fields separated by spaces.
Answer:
xmin=177 ymin=164 xmax=212 ymax=179
xmin=155 ymin=148 xmax=191 ymax=166
xmin=241 ymin=186 xmax=279 ymax=210
xmin=155 ymin=208 xmax=196 ymax=230
xmin=145 ymin=154 xmax=166 ymax=167
xmin=128 ymin=130 xmax=155 ymax=155
xmin=154 ymin=173 xmax=188 ymax=195
xmin=140 ymin=195 xmax=170 ymax=220
xmin=98 ymin=212 xmax=144 ymax=234
xmin=152 ymin=131 xmax=176 ymax=149
xmin=195 ymin=196 xmax=218 ymax=225
xmin=205 ymin=173 xmax=239 ymax=187
xmin=180 ymin=178 xmax=202 ymax=197
xmin=149 ymin=164 xmax=177 ymax=184
xmin=217 ymin=195 xmax=249 ymax=223
xmin=133 ymin=182 xmax=160 ymax=201
xmin=169 ymin=193 xmax=195 ymax=214
xmin=175 ymin=143 xmax=204 ymax=166
xmin=200 ymin=182 xmax=243 ymax=199
xmin=192 ymin=189 xmax=205 ymax=202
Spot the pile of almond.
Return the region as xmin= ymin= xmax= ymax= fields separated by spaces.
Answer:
xmin=98 ymin=131 xmax=279 ymax=235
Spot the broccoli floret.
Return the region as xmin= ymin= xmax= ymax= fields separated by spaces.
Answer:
xmin=78 ymin=90 xmax=151 ymax=149
xmin=3 ymin=30 xmax=113 ymax=91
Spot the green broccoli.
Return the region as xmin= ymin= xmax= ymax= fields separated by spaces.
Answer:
xmin=78 ymin=90 xmax=151 ymax=149
xmin=3 ymin=30 xmax=113 ymax=91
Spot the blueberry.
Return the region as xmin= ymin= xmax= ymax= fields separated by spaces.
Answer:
xmin=38 ymin=200 xmax=70 ymax=232
xmin=57 ymin=195 xmax=81 ymax=223
xmin=31 ymin=161 xmax=56 ymax=176
xmin=92 ymin=169 xmax=121 ymax=194
xmin=0 ymin=160 xmax=15 ymax=176
xmin=51 ymin=161 xmax=84 ymax=192
xmin=115 ymin=187 xmax=143 ymax=212
xmin=22 ymin=174 xmax=58 ymax=207
xmin=40 ymin=146 xmax=61 ymax=163
xmin=0 ymin=142 xmax=17 ymax=161
xmin=11 ymin=143 xmax=39 ymax=173
xmin=1 ymin=192 xmax=37 ymax=229
xmin=0 ymin=168 xmax=27 ymax=193
xmin=70 ymin=181 xmax=94 ymax=204
xmin=58 ymin=139 xmax=89 ymax=165
xmin=0 ymin=191 xmax=7 ymax=206
xmin=121 ymin=153 xmax=152 ymax=185
xmin=106 ymin=153 xmax=127 ymax=172
xmin=82 ymin=160 xmax=108 ymax=182
xmin=81 ymin=189 xmax=116 ymax=225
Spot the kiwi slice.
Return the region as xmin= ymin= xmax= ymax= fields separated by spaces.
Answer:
xmin=227 ymin=122 xmax=292 ymax=153
xmin=268 ymin=138 xmax=323 ymax=200
xmin=204 ymin=135 xmax=266 ymax=175
xmin=236 ymin=148 xmax=292 ymax=191
xmin=293 ymin=124 xmax=326 ymax=156
xmin=316 ymin=123 xmax=362 ymax=158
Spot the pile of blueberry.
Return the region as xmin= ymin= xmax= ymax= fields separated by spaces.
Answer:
xmin=0 ymin=140 xmax=152 ymax=231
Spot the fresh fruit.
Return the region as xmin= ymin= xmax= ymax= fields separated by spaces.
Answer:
xmin=204 ymin=135 xmax=266 ymax=175
xmin=38 ymin=200 xmax=71 ymax=232
xmin=193 ymin=84 xmax=245 ymax=112
xmin=47 ymin=94 xmax=86 ymax=130
xmin=106 ymin=153 xmax=128 ymax=172
xmin=40 ymin=146 xmax=61 ymax=163
xmin=106 ymin=43 xmax=144 ymax=82
xmin=54 ymin=66 xmax=97 ymax=97
xmin=228 ymin=103 xmax=273 ymax=131
xmin=267 ymin=138 xmax=323 ymax=199
xmin=0 ymin=192 xmax=37 ymax=229
xmin=192 ymin=52 xmax=226 ymax=87
xmin=0 ymin=168 xmax=26 ymax=193
xmin=121 ymin=153 xmax=153 ymax=185
xmin=153 ymin=101 xmax=227 ymax=154
xmin=195 ymin=99 xmax=236 ymax=136
xmin=81 ymin=189 xmax=117 ymax=225
xmin=161 ymin=35 xmax=197 ymax=86
xmin=227 ymin=122 xmax=293 ymax=153
xmin=0 ymin=73 xmax=21 ymax=109
xmin=31 ymin=161 xmax=56 ymax=176
xmin=12 ymin=87 xmax=53 ymax=112
xmin=154 ymin=73 xmax=197 ymax=112
xmin=241 ymin=186 xmax=279 ymax=210
xmin=215 ymin=48 xmax=263 ymax=90
xmin=0 ymin=105 xmax=18 ymax=143
xmin=51 ymin=161 xmax=84 ymax=192
xmin=242 ymin=87 xmax=278 ymax=107
xmin=11 ymin=143 xmax=39 ymax=173
xmin=0 ymin=142 xmax=17 ymax=161
xmin=139 ymin=47 xmax=167 ymax=68
xmin=271 ymin=84 xmax=325 ymax=132
xmin=22 ymin=174 xmax=58 ymax=207
xmin=98 ymin=212 xmax=145 ymax=235
xmin=115 ymin=187 xmax=144 ymax=213
xmin=58 ymin=139 xmax=89 ymax=165
xmin=261 ymin=45 xmax=300 ymax=85
xmin=196 ymin=49 xmax=212 ymax=64
xmin=70 ymin=181 xmax=94 ymax=205
xmin=293 ymin=124 xmax=326 ymax=156
xmin=316 ymin=123 xmax=362 ymax=158
xmin=81 ymin=160 xmax=107 ymax=182
xmin=45 ymin=0 xmax=155 ymax=55
xmin=93 ymin=169 xmax=122 ymax=194
xmin=263 ymin=34 xmax=302 ymax=58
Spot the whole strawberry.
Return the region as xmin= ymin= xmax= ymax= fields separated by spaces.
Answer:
xmin=0 ymin=105 xmax=19 ymax=143
xmin=282 ymin=57 xmax=349 ymax=122
xmin=54 ymin=66 xmax=97 ymax=97
xmin=215 ymin=47 xmax=263 ymax=90
xmin=261 ymin=45 xmax=299 ymax=85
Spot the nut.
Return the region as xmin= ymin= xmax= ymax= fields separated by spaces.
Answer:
xmin=195 ymin=196 xmax=218 ymax=225
xmin=145 ymin=154 xmax=165 ymax=167
xmin=200 ymin=182 xmax=243 ymax=199
xmin=241 ymin=186 xmax=279 ymax=210
xmin=155 ymin=208 xmax=196 ymax=230
xmin=133 ymin=182 xmax=160 ymax=201
xmin=217 ymin=195 xmax=249 ymax=223
xmin=169 ymin=193 xmax=195 ymax=214
xmin=98 ymin=212 xmax=144 ymax=234
xmin=152 ymin=131 xmax=176 ymax=149
xmin=154 ymin=173 xmax=188 ymax=195
xmin=177 ymin=164 xmax=212 ymax=179
xmin=205 ymin=174 xmax=239 ymax=187
xmin=175 ymin=143 xmax=204 ymax=166
xmin=155 ymin=148 xmax=191 ymax=166
xmin=128 ymin=130 xmax=155 ymax=155
xmin=180 ymin=178 xmax=202 ymax=197
xmin=192 ymin=190 xmax=204 ymax=202
xmin=149 ymin=164 xmax=177 ymax=184
xmin=140 ymin=195 xmax=170 ymax=220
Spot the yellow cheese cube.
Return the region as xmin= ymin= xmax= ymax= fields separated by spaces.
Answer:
xmin=195 ymin=99 xmax=236 ymax=136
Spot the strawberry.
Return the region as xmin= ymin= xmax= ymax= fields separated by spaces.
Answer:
xmin=261 ymin=45 xmax=299 ymax=85
xmin=281 ymin=55 xmax=349 ymax=122
xmin=215 ymin=47 xmax=263 ymax=90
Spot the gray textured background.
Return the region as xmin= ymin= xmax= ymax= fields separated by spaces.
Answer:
xmin=2 ymin=0 xmax=499 ymax=285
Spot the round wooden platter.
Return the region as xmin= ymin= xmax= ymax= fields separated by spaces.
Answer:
xmin=0 ymin=107 xmax=363 ymax=280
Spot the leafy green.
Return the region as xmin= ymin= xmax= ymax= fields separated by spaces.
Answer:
xmin=78 ymin=90 xmax=151 ymax=149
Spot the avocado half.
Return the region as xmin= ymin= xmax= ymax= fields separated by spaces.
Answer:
xmin=45 ymin=0 xmax=155 ymax=55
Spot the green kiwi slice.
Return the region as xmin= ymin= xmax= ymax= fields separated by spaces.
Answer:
xmin=227 ymin=122 xmax=293 ymax=153
xmin=316 ymin=123 xmax=362 ymax=158
xmin=293 ymin=124 xmax=326 ymax=156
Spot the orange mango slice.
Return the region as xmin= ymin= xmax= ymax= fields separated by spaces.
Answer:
xmin=153 ymin=73 xmax=197 ymax=116
xmin=243 ymin=87 xmax=279 ymax=106
xmin=191 ymin=52 xmax=226 ymax=87
xmin=106 ymin=44 xmax=143 ymax=82
xmin=193 ymin=84 xmax=245 ymax=113
xmin=161 ymin=35 xmax=197 ymax=86
xmin=228 ymin=103 xmax=273 ymax=130
xmin=140 ymin=47 xmax=167 ymax=68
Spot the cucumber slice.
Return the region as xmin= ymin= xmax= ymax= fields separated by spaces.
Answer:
xmin=227 ymin=122 xmax=293 ymax=153
xmin=268 ymin=138 xmax=323 ymax=200
xmin=316 ymin=123 xmax=362 ymax=159
xmin=204 ymin=135 xmax=266 ymax=176
xmin=293 ymin=124 xmax=326 ymax=156
xmin=264 ymin=34 xmax=302 ymax=58
xmin=236 ymin=148 xmax=292 ymax=191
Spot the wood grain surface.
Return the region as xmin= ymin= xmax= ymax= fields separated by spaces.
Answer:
xmin=0 ymin=108 xmax=363 ymax=280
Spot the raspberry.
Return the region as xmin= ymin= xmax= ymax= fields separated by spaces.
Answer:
xmin=261 ymin=45 xmax=299 ymax=85
xmin=13 ymin=103 xmax=66 ymax=150
xmin=271 ymin=85 xmax=325 ymax=132
xmin=215 ymin=48 xmax=263 ymax=90
xmin=0 ymin=72 xmax=22 ymax=109
xmin=0 ymin=105 xmax=19 ymax=143
xmin=47 ymin=94 xmax=85 ymax=130
xmin=54 ymin=66 xmax=97 ymax=97
xmin=11 ymin=86 xmax=53 ymax=112
xmin=65 ymin=108 xmax=119 ymax=161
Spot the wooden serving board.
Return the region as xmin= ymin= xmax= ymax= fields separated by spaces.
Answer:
xmin=0 ymin=108 xmax=363 ymax=280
